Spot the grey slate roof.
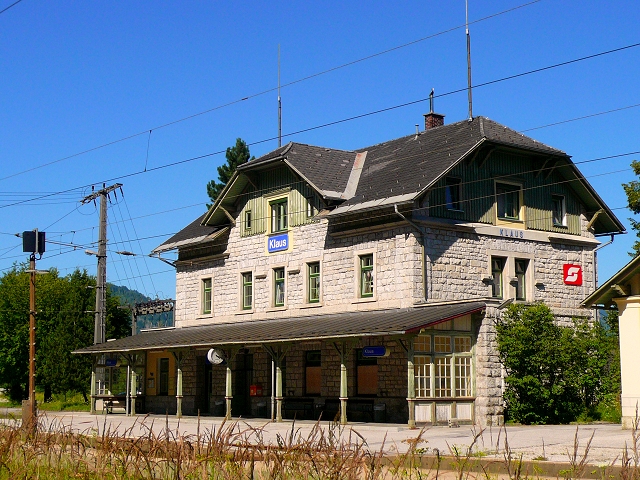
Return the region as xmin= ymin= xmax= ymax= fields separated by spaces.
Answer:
xmin=240 ymin=142 xmax=357 ymax=197
xmin=341 ymin=116 xmax=564 ymax=208
xmin=74 ymin=301 xmax=485 ymax=354
xmin=154 ymin=114 xmax=623 ymax=252
xmin=152 ymin=213 xmax=221 ymax=254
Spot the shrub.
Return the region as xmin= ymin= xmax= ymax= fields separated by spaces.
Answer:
xmin=496 ymin=303 xmax=617 ymax=424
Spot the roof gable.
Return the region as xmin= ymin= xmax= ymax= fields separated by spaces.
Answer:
xmin=239 ymin=142 xmax=357 ymax=199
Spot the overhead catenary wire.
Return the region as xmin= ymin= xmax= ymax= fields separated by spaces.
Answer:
xmin=0 ymin=0 xmax=543 ymax=185
xmin=1 ymin=38 xmax=639 ymax=213
xmin=0 ymin=0 xmax=23 ymax=16
xmin=122 ymin=195 xmax=158 ymax=296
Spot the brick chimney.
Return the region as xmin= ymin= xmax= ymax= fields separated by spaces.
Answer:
xmin=424 ymin=112 xmax=445 ymax=130
xmin=423 ymin=88 xmax=445 ymax=130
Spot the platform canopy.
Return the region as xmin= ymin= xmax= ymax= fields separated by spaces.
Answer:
xmin=74 ymin=301 xmax=486 ymax=354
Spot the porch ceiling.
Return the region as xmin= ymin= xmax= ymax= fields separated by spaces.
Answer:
xmin=73 ymin=301 xmax=486 ymax=354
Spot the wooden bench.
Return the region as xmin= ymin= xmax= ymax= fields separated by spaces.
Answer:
xmin=95 ymin=395 xmax=145 ymax=414
xmin=95 ymin=395 xmax=127 ymax=414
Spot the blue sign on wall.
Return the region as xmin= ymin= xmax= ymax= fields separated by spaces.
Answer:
xmin=362 ymin=346 xmax=387 ymax=358
xmin=268 ymin=233 xmax=289 ymax=253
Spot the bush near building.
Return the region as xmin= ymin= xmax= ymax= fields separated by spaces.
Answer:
xmin=496 ymin=303 xmax=620 ymax=424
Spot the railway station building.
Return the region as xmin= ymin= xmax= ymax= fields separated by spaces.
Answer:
xmin=76 ymin=114 xmax=623 ymax=426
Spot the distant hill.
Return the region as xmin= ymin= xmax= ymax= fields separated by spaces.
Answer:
xmin=107 ymin=284 xmax=151 ymax=306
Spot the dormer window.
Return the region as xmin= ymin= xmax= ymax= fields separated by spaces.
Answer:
xmin=306 ymin=196 xmax=317 ymax=218
xmin=552 ymin=195 xmax=566 ymax=226
xmin=271 ymin=199 xmax=288 ymax=232
xmin=445 ymin=177 xmax=462 ymax=211
xmin=496 ymin=183 xmax=522 ymax=220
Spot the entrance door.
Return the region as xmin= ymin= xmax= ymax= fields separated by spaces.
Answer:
xmin=232 ymin=351 xmax=253 ymax=416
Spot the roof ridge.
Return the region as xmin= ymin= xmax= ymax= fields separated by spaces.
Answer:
xmin=356 ymin=117 xmax=478 ymax=151
xmin=478 ymin=116 xmax=565 ymax=154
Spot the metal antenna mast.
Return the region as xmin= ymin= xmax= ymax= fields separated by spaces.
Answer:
xmin=82 ymin=183 xmax=123 ymax=344
xmin=278 ymin=44 xmax=282 ymax=147
xmin=466 ymin=0 xmax=473 ymax=121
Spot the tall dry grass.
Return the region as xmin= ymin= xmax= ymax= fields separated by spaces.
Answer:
xmin=0 ymin=415 xmax=638 ymax=479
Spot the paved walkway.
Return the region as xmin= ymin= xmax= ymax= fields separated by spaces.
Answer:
xmin=9 ymin=411 xmax=634 ymax=467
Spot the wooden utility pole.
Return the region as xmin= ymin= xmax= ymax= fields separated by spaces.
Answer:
xmin=28 ymin=253 xmax=36 ymax=429
xmin=21 ymin=229 xmax=45 ymax=432
xmin=81 ymin=183 xmax=122 ymax=345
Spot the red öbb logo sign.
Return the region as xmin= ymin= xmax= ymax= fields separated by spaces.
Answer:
xmin=563 ymin=264 xmax=582 ymax=286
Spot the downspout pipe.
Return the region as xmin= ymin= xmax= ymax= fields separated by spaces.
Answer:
xmin=594 ymin=233 xmax=615 ymax=253
xmin=394 ymin=204 xmax=427 ymax=300
xmin=593 ymin=233 xmax=615 ymax=299
xmin=592 ymin=234 xmax=615 ymax=324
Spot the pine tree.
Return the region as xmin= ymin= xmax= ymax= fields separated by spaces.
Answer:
xmin=206 ymin=138 xmax=254 ymax=208
xmin=622 ymin=160 xmax=640 ymax=255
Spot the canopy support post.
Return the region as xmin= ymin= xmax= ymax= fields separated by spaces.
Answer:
xmin=400 ymin=338 xmax=417 ymax=428
xmin=172 ymin=350 xmax=187 ymax=418
xmin=333 ymin=341 xmax=352 ymax=425
xmin=90 ymin=357 xmax=97 ymax=415
xmin=263 ymin=344 xmax=290 ymax=422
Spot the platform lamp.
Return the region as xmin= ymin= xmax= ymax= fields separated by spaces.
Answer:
xmin=22 ymin=229 xmax=46 ymax=432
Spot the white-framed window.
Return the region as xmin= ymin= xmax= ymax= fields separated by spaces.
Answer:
xmin=245 ymin=210 xmax=252 ymax=230
xmin=242 ymin=272 xmax=253 ymax=310
xmin=270 ymin=199 xmax=288 ymax=233
xmin=551 ymin=194 xmax=566 ymax=226
xmin=414 ymin=333 xmax=473 ymax=399
xmin=273 ymin=267 xmax=285 ymax=307
xmin=359 ymin=254 xmax=374 ymax=297
xmin=445 ymin=177 xmax=462 ymax=211
xmin=496 ymin=182 xmax=522 ymax=220
xmin=307 ymin=262 xmax=320 ymax=303
xmin=202 ymin=278 xmax=212 ymax=314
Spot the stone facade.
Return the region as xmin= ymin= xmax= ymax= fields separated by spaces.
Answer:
xmin=164 ymin=211 xmax=598 ymax=426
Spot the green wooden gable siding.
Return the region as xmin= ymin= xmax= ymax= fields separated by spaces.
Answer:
xmin=238 ymin=165 xmax=320 ymax=237
xmin=427 ymin=150 xmax=582 ymax=235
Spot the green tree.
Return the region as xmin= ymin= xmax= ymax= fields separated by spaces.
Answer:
xmin=206 ymin=138 xmax=254 ymax=208
xmin=0 ymin=266 xmax=131 ymax=403
xmin=495 ymin=303 xmax=613 ymax=424
xmin=622 ymin=160 xmax=640 ymax=254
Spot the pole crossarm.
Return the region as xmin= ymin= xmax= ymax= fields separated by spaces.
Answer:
xmin=80 ymin=183 xmax=123 ymax=205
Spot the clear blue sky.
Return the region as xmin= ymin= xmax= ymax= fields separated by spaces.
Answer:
xmin=1 ymin=0 xmax=639 ymax=300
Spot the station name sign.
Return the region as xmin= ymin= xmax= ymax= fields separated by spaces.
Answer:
xmin=362 ymin=346 xmax=389 ymax=358
xmin=268 ymin=233 xmax=289 ymax=253
xmin=498 ymin=228 xmax=525 ymax=239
